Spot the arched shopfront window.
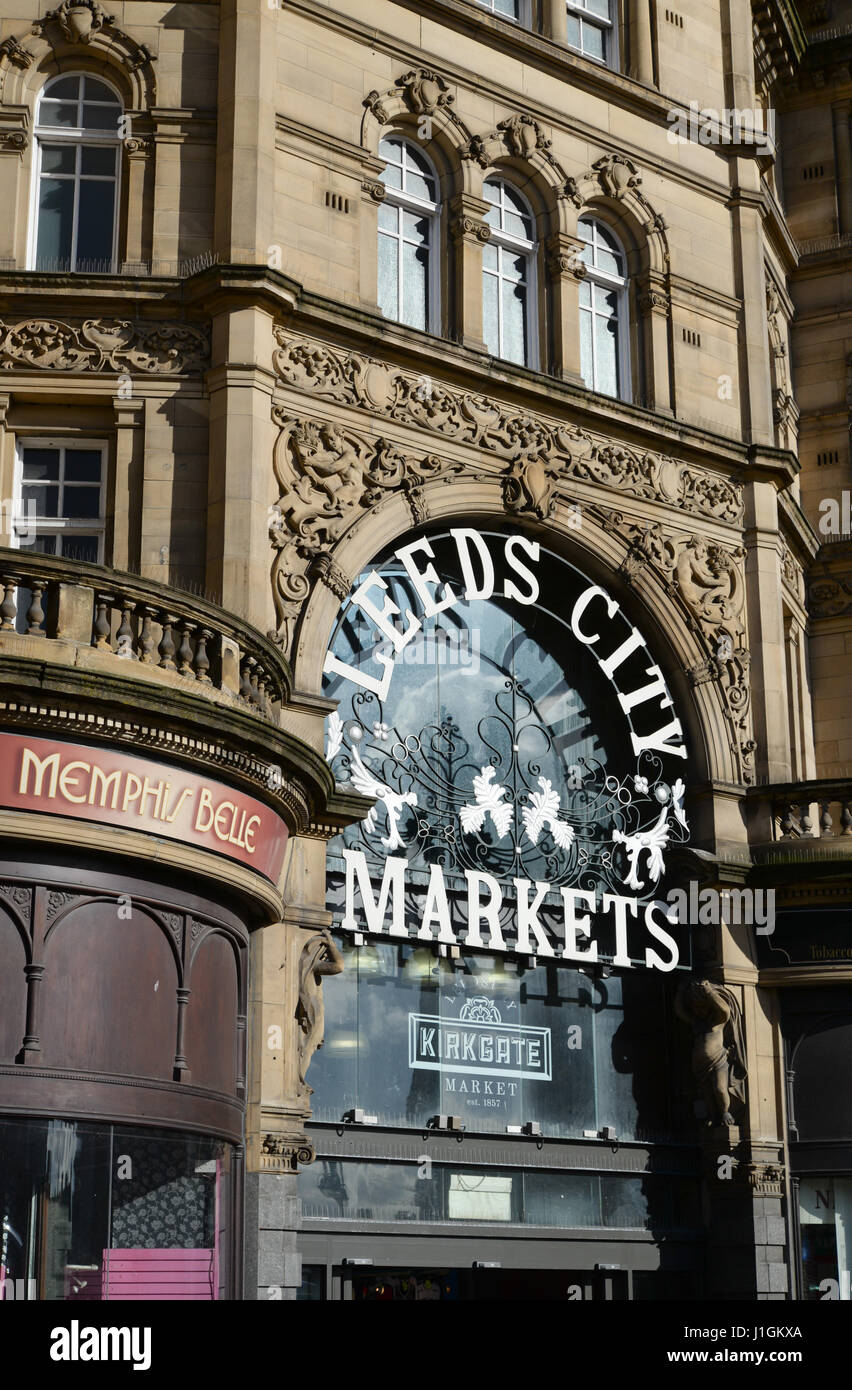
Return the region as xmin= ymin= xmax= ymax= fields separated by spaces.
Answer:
xmin=482 ymin=179 xmax=537 ymax=367
xmin=30 ymin=74 xmax=122 ymax=273
xmin=377 ymin=136 xmax=440 ymax=332
xmin=313 ymin=531 xmax=693 ymax=1151
xmin=578 ymin=216 xmax=630 ymax=399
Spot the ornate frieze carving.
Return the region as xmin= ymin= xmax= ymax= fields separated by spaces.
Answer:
xmin=271 ymin=330 xmax=744 ymax=528
xmin=612 ymin=518 xmax=754 ymax=782
xmin=0 ymin=318 xmax=210 ymax=373
xmin=268 ymin=411 xmax=464 ymax=647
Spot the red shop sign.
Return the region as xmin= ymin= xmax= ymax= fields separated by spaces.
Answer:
xmin=0 ymin=731 xmax=288 ymax=883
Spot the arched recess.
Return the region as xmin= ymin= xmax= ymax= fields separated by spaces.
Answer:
xmin=184 ymin=928 xmax=242 ymax=1096
xmin=0 ymin=5 xmax=156 ymax=267
xmin=40 ymin=899 xmax=178 ymax=1079
xmin=290 ymin=478 xmax=740 ymax=790
xmin=0 ymin=900 xmax=28 ymax=1064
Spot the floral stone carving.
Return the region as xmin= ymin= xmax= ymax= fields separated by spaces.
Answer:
xmin=0 ymin=317 xmax=210 ymax=373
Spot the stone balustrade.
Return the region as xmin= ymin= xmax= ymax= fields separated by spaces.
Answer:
xmin=0 ymin=547 xmax=289 ymax=722
xmin=771 ymin=781 xmax=852 ymax=840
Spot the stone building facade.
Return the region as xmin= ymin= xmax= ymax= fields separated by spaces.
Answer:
xmin=0 ymin=0 xmax=849 ymax=1301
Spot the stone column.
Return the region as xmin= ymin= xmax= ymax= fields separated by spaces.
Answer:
xmin=730 ymin=184 xmax=775 ymax=446
xmin=214 ymin=0 xmax=278 ymax=264
xmin=833 ymin=102 xmax=852 ymax=235
xmin=628 ymin=0 xmax=655 ymax=85
xmin=542 ymin=0 xmax=566 ymax=41
xmin=205 ymin=305 xmax=277 ymax=626
xmin=0 ymin=127 xmax=26 ymax=264
xmin=448 ymin=193 xmax=491 ymax=353
xmin=637 ymin=273 xmax=672 ymax=413
xmin=545 ymin=231 xmax=586 ymax=384
xmin=743 ymin=480 xmax=792 ymax=783
xmin=112 ymin=397 xmax=145 ymax=572
xmin=122 ymin=132 xmax=153 ymax=271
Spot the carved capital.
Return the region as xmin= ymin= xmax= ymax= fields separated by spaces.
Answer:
xmin=362 ymin=179 xmax=386 ymax=203
xmin=0 ymin=37 xmax=32 ymax=68
xmin=260 ymin=1133 xmax=315 ymax=1172
xmin=450 ymin=213 xmax=491 ymax=243
xmin=0 ymin=130 xmax=27 ymax=153
xmin=545 ymin=232 xmax=586 ymax=279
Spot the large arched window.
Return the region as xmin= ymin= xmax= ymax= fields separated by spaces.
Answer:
xmin=30 ymin=74 xmax=122 ymax=273
xmin=377 ymin=136 xmax=440 ymax=333
xmin=482 ymin=178 xmax=537 ymax=367
xmin=578 ymin=216 xmax=630 ymax=399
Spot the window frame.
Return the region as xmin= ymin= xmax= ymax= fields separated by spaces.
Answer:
xmin=12 ymin=437 xmax=108 ymax=564
xmin=27 ymin=72 xmax=123 ymax=275
xmin=474 ymin=0 xmax=530 ymax=23
xmin=565 ymin=0 xmax=618 ymax=69
xmin=377 ymin=136 xmax=441 ymax=335
xmin=482 ymin=177 xmax=539 ymax=369
xmin=577 ymin=216 xmax=631 ymax=401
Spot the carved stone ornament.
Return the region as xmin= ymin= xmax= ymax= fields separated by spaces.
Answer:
xmin=613 ymin=518 xmax=753 ymax=782
xmin=296 ymin=927 xmax=344 ymax=1096
xmin=808 ymin=566 xmax=852 ymax=619
xmin=260 ymin=1133 xmax=315 ymax=1171
xmin=674 ymin=977 xmax=748 ymax=1126
xmin=545 ymin=233 xmax=586 ymax=280
xmin=450 ymin=214 xmax=491 ymax=244
xmin=271 ymin=331 xmax=744 ymax=534
xmin=741 ymin=1161 xmax=785 ymax=1197
xmin=0 ymin=37 xmax=32 ymax=69
xmin=0 ymin=131 xmax=26 ymax=153
xmin=43 ymin=0 xmax=112 ymax=44
xmin=592 ymin=153 xmax=642 ymax=199
xmin=466 ymin=113 xmax=555 ymax=169
xmin=364 ymin=68 xmax=454 ymax=125
xmin=0 ymin=318 xmax=210 ymax=373
xmin=268 ymin=410 xmax=464 ymax=648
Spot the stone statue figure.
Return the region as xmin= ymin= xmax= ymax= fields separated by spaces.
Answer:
xmin=296 ymin=927 xmax=344 ymax=1094
xmin=675 ymin=977 xmax=747 ymax=1127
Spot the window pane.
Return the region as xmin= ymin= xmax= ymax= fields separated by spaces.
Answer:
xmin=580 ymin=308 xmax=593 ymax=386
xmin=377 ymin=201 xmax=397 ymax=233
xmin=377 ymin=233 xmax=399 ymax=321
xmin=502 ymin=185 xmax=532 ymax=239
xmin=36 ymin=178 xmax=74 ymax=267
xmin=594 ymin=309 xmax=619 ymax=396
xmin=403 ymin=146 xmax=436 ymax=202
xmin=501 ymin=278 xmax=528 ymax=364
xmin=80 ymin=146 xmax=116 ymax=176
xmin=83 ymin=77 xmax=120 ymax=104
xmin=504 ymin=250 xmax=527 ymax=285
xmin=579 ymin=279 xmax=591 ymax=307
xmin=63 ymin=487 xmax=101 ymax=519
xmin=18 ymin=532 xmax=58 ymax=555
xmin=494 ymin=0 xmax=519 ymax=14
xmin=22 ymin=484 xmax=59 ymax=517
xmin=64 ymin=451 xmax=103 ymax=483
xmin=61 ymin=535 xmax=99 ymax=563
xmin=76 ymin=179 xmax=115 ymax=267
xmin=40 ymin=102 xmax=79 ymax=128
xmin=401 ymin=240 xmax=428 ymax=330
xmin=379 ymin=138 xmax=403 ymax=191
xmin=483 ymin=270 xmax=499 ymax=355
xmin=583 ymin=19 xmax=606 ymax=61
xmin=482 ymin=242 xmax=498 ymax=272
xmin=402 ymin=211 xmax=429 ymax=245
xmin=566 ymin=13 xmax=581 ymax=46
xmin=586 ymin=0 xmax=611 ymax=19
xmin=82 ymin=104 xmax=119 ymax=131
xmin=595 ymin=224 xmax=624 ymax=276
xmin=41 ymin=146 xmax=76 ymax=176
xmin=47 ymin=76 xmax=81 ymax=100
xmin=22 ymin=449 xmax=60 ymax=480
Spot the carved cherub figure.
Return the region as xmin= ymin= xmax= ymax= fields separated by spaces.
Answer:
xmin=675 ymin=977 xmax=747 ymax=1127
xmin=296 ymin=927 xmax=344 ymax=1093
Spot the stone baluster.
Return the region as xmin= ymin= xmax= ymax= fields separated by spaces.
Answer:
xmin=239 ymin=658 xmax=252 ymax=703
xmin=248 ymin=657 xmax=261 ymax=706
xmin=194 ymin=627 xmax=212 ymax=683
xmin=93 ymin=594 xmax=112 ymax=650
xmin=115 ymin=600 xmax=136 ymax=660
xmin=0 ymin=577 xmax=16 ymax=630
xmin=26 ymin=579 xmax=46 ymax=635
xmin=158 ymin=611 xmax=177 ymax=670
xmin=779 ymin=803 xmax=796 ymax=837
xmin=176 ymin=621 xmax=195 ymax=676
xmin=137 ymin=607 xmax=157 ymax=664
xmin=820 ymin=801 xmax=835 ymax=837
xmin=842 ymin=802 xmax=852 ymax=836
xmin=800 ymin=804 xmax=813 ymax=836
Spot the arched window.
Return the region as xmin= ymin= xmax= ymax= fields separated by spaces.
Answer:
xmin=377 ymin=137 xmax=440 ymax=333
xmin=30 ymin=74 xmax=122 ymax=273
xmin=578 ymin=217 xmax=630 ymax=399
xmin=482 ymin=178 xmax=537 ymax=367
xmin=566 ymin=0 xmax=616 ymax=66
